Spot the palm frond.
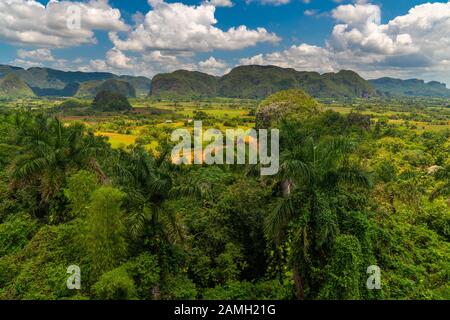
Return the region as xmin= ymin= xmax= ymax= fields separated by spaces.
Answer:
xmin=265 ymin=195 xmax=297 ymax=243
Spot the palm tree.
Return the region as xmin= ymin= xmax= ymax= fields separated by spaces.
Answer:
xmin=9 ymin=113 xmax=107 ymax=216
xmin=111 ymin=144 xmax=175 ymax=238
xmin=111 ymin=144 xmax=215 ymax=299
xmin=112 ymin=143 xmax=219 ymax=242
xmin=265 ymin=121 xmax=371 ymax=299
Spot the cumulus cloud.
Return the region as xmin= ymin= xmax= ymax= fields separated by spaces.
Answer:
xmin=17 ymin=48 xmax=54 ymax=62
xmin=240 ymin=44 xmax=337 ymax=73
xmin=206 ymin=0 xmax=234 ymax=7
xmin=11 ymin=59 xmax=44 ymax=69
xmin=106 ymin=48 xmax=134 ymax=70
xmin=327 ymin=1 xmax=450 ymax=74
xmin=109 ymin=0 xmax=280 ymax=53
xmin=198 ymin=57 xmax=229 ymax=75
xmin=246 ymin=0 xmax=291 ymax=5
xmin=87 ymin=48 xmax=197 ymax=77
xmin=239 ymin=1 xmax=450 ymax=83
xmin=329 ymin=3 xmax=414 ymax=57
xmin=0 ymin=0 xmax=128 ymax=47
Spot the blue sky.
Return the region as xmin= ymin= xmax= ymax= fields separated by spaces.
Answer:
xmin=1 ymin=0 xmax=450 ymax=84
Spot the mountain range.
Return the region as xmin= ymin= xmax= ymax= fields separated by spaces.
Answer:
xmin=0 ymin=65 xmax=151 ymax=98
xmin=368 ymin=77 xmax=450 ymax=98
xmin=150 ymin=66 xmax=378 ymax=99
xmin=1 ymin=64 xmax=449 ymax=100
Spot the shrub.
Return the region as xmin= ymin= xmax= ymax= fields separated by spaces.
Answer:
xmin=93 ymin=267 xmax=137 ymax=300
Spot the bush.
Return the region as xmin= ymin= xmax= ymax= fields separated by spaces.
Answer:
xmin=83 ymin=186 xmax=127 ymax=275
xmin=93 ymin=267 xmax=137 ymax=300
xmin=163 ymin=274 xmax=197 ymax=300
xmin=0 ymin=214 xmax=38 ymax=257
xmin=203 ymin=280 xmax=291 ymax=300
xmin=126 ymin=253 xmax=160 ymax=299
xmin=64 ymin=170 xmax=99 ymax=218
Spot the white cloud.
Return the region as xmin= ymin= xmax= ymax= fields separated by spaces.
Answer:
xmin=328 ymin=3 xmax=413 ymax=57
xmin=198 ymin=57 xmax=229 ymax=75
xmin=110 ymin=0 xmax=280 ymax=53
xmin=17 ymin=48 xmax=54 ymax=62
xmin=304 ymin=9 xmax=318 ymax=16
xmin=246 ymin=0 xmax=291 ymax=5
xmin=206 ymin=0 xmax=234 ymax=7
xmin=11 ymin=59 xmax=44 ymax=69
xmin=106 ymin=48 xmax=134 ymax=70
xmin=240 ymin=44 xmax=337 ymax=73
xmin=239 ymin=1 xmax=450 ymax=84
xmin=0 ymin=0 xmax=128 ymax=47
xmin=87 ymin=48 xmax=196 ymax=77
xmin=327 ymin=1 xmax=450 ymax=76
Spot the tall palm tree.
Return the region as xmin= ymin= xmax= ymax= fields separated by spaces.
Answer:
xmin=112 ymin=143 xmax=218 ymax=242
xmin=265 ymin=121 xmax=371 ymax=299
xmin=9 ymin=114 xmax=107 ymax=215
xmin=111 ymin=145 xmax=173 ymax=233
xmin=111 ymin=144 xmax=215 ymax=299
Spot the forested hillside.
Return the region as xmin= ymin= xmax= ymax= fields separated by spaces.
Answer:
xmin=0 ymin=90 xmax=448 ymax=300
xmin=370 ymin=78 xmax=450 ymax=98
xmin=0 ymin=65 xmax=151 ymax=98
xmin=151 ymin=65 xmax=377 ymax=99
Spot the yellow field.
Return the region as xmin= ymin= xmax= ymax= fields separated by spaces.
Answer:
xmin=95 ymin=132 xmax=137 ymax=148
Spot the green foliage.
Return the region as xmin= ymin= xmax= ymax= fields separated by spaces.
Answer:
xmin=0 ymin=214 xmax=38 ymax=257
xmin=92 ymin=90 xmax=132 ymax=112
xmin=83 ymin=186 xmax=127 ymax=274
xmin=0 ymin=222 xmax=85 ymax=299
xmin=125 ymin=253 xmax=160 ymax=299
xmin=162 ymin=273 xmax=198 ymax=300
xmin=203 ymin=280 xmax=290 ymax=300
xmin=93 ymin=266 xmax=137 ymax=300
xmin=8 ymin=113 xmax=106 ymax=219
xmin=319 ymin=235 xmax=363 ymax=300
xmin=151 ymin=70 xmax=219 ymax=99
xmin=0 ymin=104 xmax=448 ymax=301
xmin=256 ymin=89 xmax=320 ymax=128
xmin=57 ymin=98 xmax=89 ymax=110
xmin=97 ymin=79 xmax=136 ymax=98
xmin=64 ymin=170 xmax=99 ymax=218
xmin=0 ymin=73 xmax=35 ymax=98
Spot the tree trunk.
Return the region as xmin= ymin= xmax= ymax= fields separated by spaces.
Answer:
xmin=281 ymin=179 xmax=294 ymax=196
xmin=293 ymin=265 xmax=305 ymax=300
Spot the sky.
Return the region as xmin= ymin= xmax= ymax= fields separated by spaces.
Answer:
xmin=1 ymin=0 xmax=450 ymax=85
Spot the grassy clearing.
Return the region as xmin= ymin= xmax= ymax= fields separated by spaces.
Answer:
xmin=95 ymin=132 xmax=137 ymax=148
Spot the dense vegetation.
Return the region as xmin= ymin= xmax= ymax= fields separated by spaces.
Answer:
xmin=0 ymin=89 xmax=448 ymax=300
xmin=92 ymin=91 xmax=133 ymax=112
xmin=0 ymin=74 xmax=35 ymax=98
